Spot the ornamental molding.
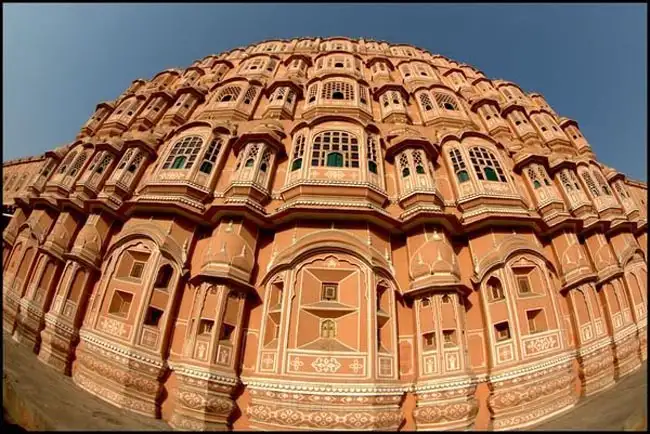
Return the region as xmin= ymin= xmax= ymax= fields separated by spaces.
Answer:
xmin=79 ymin=330 xmax=167 ymax=369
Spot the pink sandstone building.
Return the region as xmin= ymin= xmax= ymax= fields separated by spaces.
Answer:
xmin=2 ymin=37 xmax=648 ymax=431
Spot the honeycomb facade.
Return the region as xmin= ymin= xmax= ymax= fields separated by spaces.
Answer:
xmin=2 ymin=37 xmax=648 ymax=431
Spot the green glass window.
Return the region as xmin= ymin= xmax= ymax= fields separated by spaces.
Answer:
xmin=484 ymin=167 xmax=499 ymax=181
xmin=533 ymin=180 xmax=541 ymax=189
xmin=457 ymin=170 xmax=469 ymax=183
xmin=402 ymin=167 xmax=410 ymax=178
xmin=368 ymin=161 xmax=378 ymax=174
xmin=291 ymin=158 xmax=302 ymax=171
xmin=245 ymin=158 xmax=255 ymax=167
xmin=199 ymin=161 xmax=213 ymax=174
xmin=171 ymin=156 xmax=186 ymax=169
xmin=416 ymin=165 xmax=425 ymax=174
xmin=326 ymin=152 xmax=343 ymax=167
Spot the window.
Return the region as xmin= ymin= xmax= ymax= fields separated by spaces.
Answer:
xmin=290 ymin=135 xmax=305 ymax=171
xmin=108 ymin=290 xmax=133 ymax=317
xmin=581 ymin=171 xmax=600 ymax=197
xmin=199 ymin=138 xmax=223 ymax=174
xmin=434 ymin=92 xmax=458 ymax=111
xmin=488 ymin=277 xmax=504 ymax=301
xmin=217 ymin=86 xmax=241 ymax=103
xmin=442 ymin=294 xmax=451 ymax=304
xmin=526 ymin=309 xmax=546 ymax=334
xmin=311 ymin=131 xmax=359 ymax=168
xmin=307 ymin=84 xmax=318 ymax=103
xmin=443 ymin=330 xmax=456 ymax=347
xmin=243 ymin=86 xmax=258 ymax=104
xmin=559 ymin=171 xmax=573 ymax=191
xmin=220 ymin=323 xmax=235 ymax=341
xmin=449 ymin=148 xmax=469 ymax=183
xmin=95 ymin=154 xmax=113 ymax=174
xmin=419 ymin=92 xmax=433 ymax=111
xmin=198 ymin=319 xmax=214 ymax=335
xmin=614 ymin=182 xmax=629 ymax=199
xmin=68 ymin=151 xmax=89 ymax=177
xmin=421 ymin=297 xmax=430 ymax=307
xmin=144 ymin=306 xmax=164 ymax=327
xmin=517 ymin=275 xmax=532 ymax=294
xmin=367 ymin=136 xmax=379 ymax=174
xmin=593 ymin=170 xmax=611 ymax=196
xmin=321 ymin=283 xmax=338 ymax=301
xmin=162 ymin=136 xmax=203 ymax=170
xmin=533 ymin=180 xmax=541 ymax=189
xmin=128 ymin=152 xmax=145 ymax=173
xmin=423 ymin=332 xmax=436 ymax=348
xmin=321 ymin=319 xmax=336 ymax=338
xmin=413 ymin=150 xmax=426 ymax=174
xmin=321 ymin=81 xmax=355 ymax=101
xmin=468 ymin=147 xmax=507 ymax=182
xmin=494 ymin=322 xmax=510 ymax=341
xmin=154 ymin=264 xmax=173 ymax=289
xmin=130 ymin=261 xmax=145 ymax=279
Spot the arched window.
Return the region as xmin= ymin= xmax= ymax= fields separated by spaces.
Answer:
xmin=126 ymin=152 xmax=144 ymax=173
xmin=58 ymin=151 xmax=77 ymax=174
xmin=95 ymin=154 xmax=113 ymax=174
xmin=162 ymin=136 xmax=203 ymax=170
xmin=320 ymin=319 xmax=336 ymax=338
xmin=419 ymin=92 xmax=433 ymax=111
xmin=117 ymin=149 xmax=134 ymax=170
xmin=559 ymin=170 xmax=573 ymax=191
xmin=487 ymin=277 xmax=504 ymax=301
xmin=290 ymin=135 xmax=305 ymax=171
xmin=69 ymin=151 xmax=89 ymax=177
xmin=216 ymin=86 xmax=241 ymax=103
xmin=199 ymin=138 xmax=224 ymax=175
xmin=614 ymin=182 xmax=629 ymax=199
xmin=538 ymin=166 xmax=551 ymax=186
xmin=412 ymin=150 xmax=426 ymax=174
xmin=434 ymin=92 xmax=458 ymax=111
xmin=533 ymin=180 xmax=541 ymax=189
xmin=581 ymin=171 xmax=600 ymax=197
xmin=449 ymin=148 xmax=469 ymax=183
xmin=310 ymin=131 xmax=359 ymax=168
xmin=307 ymin=84 xmax=318 ymax=103
xmin=399 ymin=153 xmax=411 ymax=178
xmin=243 ymin=86 xmax=258 ymax=105
xmin=258 ymin=149 xmax=271 ymax=174
xmin=367 ymin=136 xmax=379 ymax=174
xmin=321 ymin=81 xmax=355 ymax=101
xmin=592 ymin=170 xmax=611 ymax=196
xmin=468 ymin=147 xmax=507 ymax=182
xmin=154 ymin=264 xmax=173 ymax=290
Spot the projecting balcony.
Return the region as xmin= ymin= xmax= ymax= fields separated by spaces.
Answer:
xmin=301 ymin=98 xmax=373 ymax=123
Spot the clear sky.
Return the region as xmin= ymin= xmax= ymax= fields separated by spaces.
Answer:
xmin=3 ymin=3 xmax=647 ymax=181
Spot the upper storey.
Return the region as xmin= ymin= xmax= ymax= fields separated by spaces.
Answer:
xmin=3 ymin=36 xmax=646 ymax=237
xmin=2 ymin=155 xmax=46 ymax=209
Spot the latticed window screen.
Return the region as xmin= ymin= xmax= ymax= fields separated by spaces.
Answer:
xmin=412 ymin=150 xmax=426 ymax=174
xmin=614 ymin=182 xmax=628 ymax=199
xmin=244 ymin=143 xmax=260 ymax=168
xmin=86 ymin=152 xmax=102 ymax=172
xmin=468 ymin=147 xmax=507 ymax=182
xmin=59 ymin=151 xmax=77 ymax=173
xmin=449 ymin=148 xmax=469 ymax=183
xmin=434 ymin=92 xmax=458 ymax=111
xmin=399 ymin=153 xmax=410 ymax=177
xmin=307 ymin=84 xmax=318 ymax=103
xmin=581 ymin=171 xmax=600 ymax=197
xmin=310 ymin=131 xmax=359 ymax=168
xmin=217 ymin=86 xmax=241 ymax=103
xmin=401 ymin=65 xmax=412 ymax=77
xmin=95 ymin=154 xmax=113 ymax=174
xmin=286 ymin=89 xmax=295 ymax=104
xmin=592 ymin=170 xmax=611 ymax=195
xmin=359 ymin=86 xmax=369 ymax=105
xmin=537 ymin=166 xmax=551 ymax=185
xmin=419 ymin=92 xmax=434 ymax=111
xmin=559 ymin=171 xmax=573 ymax=191
xmin=367 ymin=136 xmax=379 ymax=174
xmin=527 ymin=167 xmax=541 ymax=189
xmin=415 ymin=63 xmax=430 ymax=76
xmin=273 ymin=87 xmax=286 ymax=101
xmin=291 ymin=135 xmax=306 ymax=171
xmin=243 ymin=86 xmax=258 ymax=104
xmin=258 ymin=148 xmax=271 ymax=173
xmin=163 ymin=136 xmax=203 ymax=170
xmin=128 ymin=152 xmax=145 ymax=173
xmin=320 ymin=319 xmax=336 ymax=338
xmin=245 ymin=58 xmax=264 ymax=71
xmin=266 ymin=58 xmax=277 ymax=72
xmin=118 ymin=148 xmax=134 ymax=170
xmin=199 ymin=138 xmax=224 ymax=174
xmin=569 ymin=171 xmax=582 ymax=191
xmin=69 ymin=151 xmax=89 ymax=177
xmin=321 ymin=81 xmax=355 ymax=101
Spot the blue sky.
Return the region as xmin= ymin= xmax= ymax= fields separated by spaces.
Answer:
xmin=3 ymin=4 xmax=647 ymax=181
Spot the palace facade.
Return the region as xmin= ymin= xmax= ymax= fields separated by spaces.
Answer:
xmin=2 ymin=37 xmax=647 ymax=431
